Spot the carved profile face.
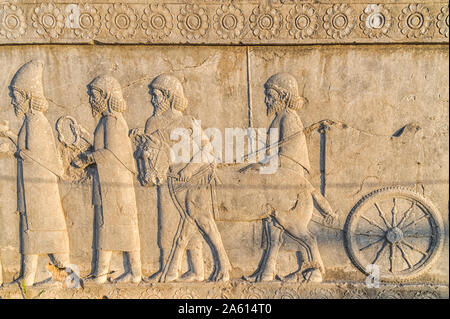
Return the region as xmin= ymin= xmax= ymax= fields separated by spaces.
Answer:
xmin=265 ymin=88 xmax=284 ymax=116
xmin=10 ymin=88 xmax=28 ymax=118
xmin=87 ymin=86 xmax=107 ymax=117
xmin=150 ymin=88 xmax=170 ymax=116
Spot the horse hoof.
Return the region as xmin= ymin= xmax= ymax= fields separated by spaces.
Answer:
xmin=302 ymin=268 xmax=322 ymax=283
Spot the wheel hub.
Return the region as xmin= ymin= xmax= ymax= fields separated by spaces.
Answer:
xmin=385 ymin=227 xmax=404 ymax=244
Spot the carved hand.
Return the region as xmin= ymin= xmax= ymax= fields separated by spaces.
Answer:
xmin=71 ymin=151 xmax=94 ymax=169
xmin=324 ymin=210 xmax=339 ymax=227
xmin=14 ymin=149 xmax=29 ymax=161
xmin=178 ymin=164 xmax=197 ymax=181
xmin=129 ymin=127 xmax=144 ymax=138
xmin=239 ymin=163 xmax=262 ymax=173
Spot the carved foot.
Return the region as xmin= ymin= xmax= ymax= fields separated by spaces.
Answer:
xmin=84 ymin=275 xmax=109 ymax=285
xmin=162 ymin=272 xmax=180 ymax=283
xmin=7 ymin=276 xmax=36 ymax=287
xmin=280 ymin=272 xmax=301 ymax=282
xmin=111 ymin=273 xmax=142 ymax=284
xmin=215 ymin=271 xmax=230 ymax=282
xmin=179 ymin=271 xmax=204 ymax=282
xmin=33 ymin=278 xmax=63 ymax=288
xmin=302 ymin=268 xmax=323 ymax=283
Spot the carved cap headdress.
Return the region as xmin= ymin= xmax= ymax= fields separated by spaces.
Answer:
xmin=10 ymin=60 xmax=49 ymax=112
xmin=88 ymin=75 xmax=126 ymax=114
xmin=264 ymin=72 xmax=306 ymax=111
xmin=150 ymin=74 xmax=187 ymax=112
xmin=10 ymin=60 xmax=45 ymax=97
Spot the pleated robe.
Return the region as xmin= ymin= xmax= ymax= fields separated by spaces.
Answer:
xmin=92 ymin=114 xmax=140 ymax=252
xmin=17 ymin=112 xmax=69 ymax=255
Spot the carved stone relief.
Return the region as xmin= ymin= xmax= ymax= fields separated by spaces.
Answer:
xmin=0 ymin=1 xmax=448 ymax=44
xmin=0 ymin=1 xmax=448 ymax=300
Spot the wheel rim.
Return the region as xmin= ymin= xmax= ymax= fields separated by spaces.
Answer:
xmin=344 ymin=188 xmax=443 ymax=281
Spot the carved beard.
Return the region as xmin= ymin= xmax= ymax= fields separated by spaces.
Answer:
xmin=90 ymin=94 xmax=107 ymax=117
xmin=13 ymin=100 xmax=28 ymax=118
xmin=153 ymin=98 xmax=171 ymax=117
xmin=266 ymin=99 xmax=285 ymax=116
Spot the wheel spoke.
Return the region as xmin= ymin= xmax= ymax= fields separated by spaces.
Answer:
xmin=355 ymin=232 xmax=384 ymax=237
xmin=389 ymin=244 xmax=394 ymax=272
xmin=401 ymin=239 xmax=429 ymax=257
xmin=391 ymin=198 xmax=397 ymax=228
xmin=359 ymin=237 xmax=385 ymax=251
xmin=403 ymin=231 xmax=434 ymax=239
xmin=374 ymin=202 xmax=391 ymax=228
xmin=397 ymin=244 xmax=413 ymax=269
xmin=361 ymin=215 xmax=387 ymax=232
xmin=402 ymin=214 xmax=429 ymax=231
xmin=396 ymin=202 xmax=415 ymax=228
xmin=371 ymin=240 xmax=388 ymax=265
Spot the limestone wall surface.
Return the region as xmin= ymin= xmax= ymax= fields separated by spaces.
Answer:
xmin=0 ymin=0 xmax=448 ymax=299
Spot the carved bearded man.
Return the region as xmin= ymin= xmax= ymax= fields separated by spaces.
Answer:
xmin=137 ymin=74 xmax=210 ymax=282
xmin=9 ymin=60 xmax=70 ymax=286
xmin=242 ymin=73 xmax=333 ymax=282
xmin=73 ymin=75 xmax=142 ymax=284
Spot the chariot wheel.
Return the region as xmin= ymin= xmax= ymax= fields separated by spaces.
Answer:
xmin=344 ymin=187 xmax=444 ymax=281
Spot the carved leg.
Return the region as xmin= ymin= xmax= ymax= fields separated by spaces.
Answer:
xmin=113 ymin=251 xmax=142 ymax=284
xmin=23 ymin=254 xmax=39 ymax=286
xmin=286 ymin=230 xmax=324 ymax=283
xmin=129 ymin=251 xmax=142 ymax=283
xmin=162 ymin=219 xmax=196 ymax=282
xmin=180 ymin=233 xmax=204 ymax=282
xmin=193 ymin=214 xmax=231 ymax=281
xmin=94 ymin=250 xmax=112 ymax=284
xmin=186 ymin=188 xmax=231 ymax=281
xmin=256 ymin=220 xmax=284 ymax=282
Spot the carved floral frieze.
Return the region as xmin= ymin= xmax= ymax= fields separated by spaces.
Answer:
xmin=0 ymin=1 xmax=447 ymax=43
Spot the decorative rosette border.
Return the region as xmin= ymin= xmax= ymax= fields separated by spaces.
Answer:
xmin=0 ymin=1 xmax=448 ymax=44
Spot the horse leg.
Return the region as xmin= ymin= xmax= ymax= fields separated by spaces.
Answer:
xmin=255 ymin=218 xmax=284 ymax=282
xmin=161 ymin=218 xmax=196 ymax=282
xmin=187 ymin=189 xmax=231 ymax=282
xmin=282 ymin=225 xmax=325 ymax=283
xmin=179 ymin=232 xmax=204 ymax=282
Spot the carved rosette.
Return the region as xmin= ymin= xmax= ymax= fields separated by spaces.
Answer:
xmin=142 ymin=4 xmax=173 ymax=40
xmin=213 ymin=4 xmax=245 ymax=40
xmin=240 ymin=286 xmax=265 ymax=299
xmin=70 ymin=4 xmax=101 ymax=39
xmin=436 ymin=5 xmax=449 ymax=38
xmin=273 ymin=288 xmax=299 ymax=299
xmin=105 ymin=3 xmax=137 ymax=40
xmin=140 ymin=288 xmax=162 ymax=299
xmin=398 ymin=4 xmax=433 ymax=38
xmin=0 ymin=3 xmax=27 ymax=39
xmin=359 ymin=4 xmax=392 ymax=38
xmin=249 ymin=5 xmax=283 ymax=40
xmin=177 ymin=4 xmax=209 ymax=40
xmin=31 ymin=3 xmax=65 ymax=39
xmin=286 ymin=4 xmax=319 ymax=39
xmin=173 ymin=288 xmax=198 ymax=299
xmin=323 ymin=4 xmax=356 ymax=39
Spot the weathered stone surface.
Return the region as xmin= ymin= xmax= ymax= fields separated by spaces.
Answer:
xmin=0 ymin=0 xmax=448 ymax=299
